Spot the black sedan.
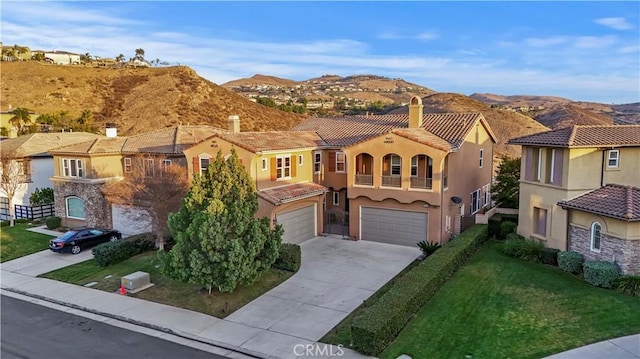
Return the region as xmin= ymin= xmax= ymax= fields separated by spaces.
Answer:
xmin=49 ymin=228 xmax=122 ymax=254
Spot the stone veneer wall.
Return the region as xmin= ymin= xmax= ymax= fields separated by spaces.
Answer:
xmin=53 ymin=181 xmax=112 ymax=229
xmin=568 ymin=224 xmax=640 ymax=274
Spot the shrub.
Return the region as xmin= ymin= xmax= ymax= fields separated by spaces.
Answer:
xmin=45 ymin=216 xmax=62 ymax=230
xmin=499 ymin=221 xmax=517 ymax=240
xmin=614 ymin=276 xmax=640 ymax=297
xmin=350 ymin=224 xmax=488 ymax=356
xmin=488 ymin=214 xmax=502 ymax=239
xmin=272 ymin=243 xmax=301 ymax=272
xmin=558 ymin=251 xmax=584 ymax=274
xmin=539 ymin=247 xmax=560 ymax=266
xmin=583 ymin=261 xmax=620 ymax=288
xmin=502 ymin=236 xmax=543 ymax=261
xmin=417 ymin=240 xmax=441 ymax=258
xmin=29 ymin=187 xmax=54 ymax=205
xmin=92 ymin=233 xmax=154 ymax=267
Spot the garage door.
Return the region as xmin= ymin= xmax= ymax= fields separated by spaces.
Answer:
xmin=111 ymin=204 xmax=152 ymax=237
xmin=277 ymin=204 xmax=317 ymax=244
xmin=360 ymin=207 xmax=427 ymax=247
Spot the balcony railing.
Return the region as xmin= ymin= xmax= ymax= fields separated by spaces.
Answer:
xmin=355 ymin=174 xmax=373 ymax=186
xmin=381 ymin=175 xmax=401 ymax=187
xmin=410 ymin=177 xmax=433 ymax=189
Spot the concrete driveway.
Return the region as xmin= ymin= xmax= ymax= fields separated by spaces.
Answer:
xmin=225 ymin=235 xmax=421 ymax=342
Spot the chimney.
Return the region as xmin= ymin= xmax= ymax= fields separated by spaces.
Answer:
xmin=408 ymin=96 xmax=423 ymax=128
xmin=105 ymin=123 xmax=117 ymax=138
xmin=228 ymin=115 xmax=240 ymax=134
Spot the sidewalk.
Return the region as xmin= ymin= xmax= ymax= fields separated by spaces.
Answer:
xmin=26 ymin=224 xmax=65 ymax=237
xmin=545 ymin=335 xmax=640 ymax=359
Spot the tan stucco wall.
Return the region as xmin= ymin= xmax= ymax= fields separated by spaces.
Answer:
xmin=89 ymin=155 xmax=124 ymax=178
xmin=569 ymin=210 xmax=640 ymax=240
xmin=566 ymin=147 xmax=640 ymax=189
xmin=603 ymin=147 xmax=640 ymax=186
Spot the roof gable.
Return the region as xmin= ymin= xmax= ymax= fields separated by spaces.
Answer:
xmin=508 ymin=125 xmax=640 ymax=148
xmin=215 ymin=131 xmax=327 ymax=153
xmin=1 ymin=132 xmax=102 ymax=157
xmin=558 ymin=184 xmax=640 ymax=221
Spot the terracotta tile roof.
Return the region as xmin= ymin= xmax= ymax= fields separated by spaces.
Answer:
xmin=558 ymin=184 xmax=640 ymax=221
xmin=292 ymin=112 xmax=493 ymax=149
xmin=50 ymin=126 xmax=223 ymax=155
xmin=1 ymin=132 xmax=102 ymax=157
xmin=391 ymin=128 xmax=453 ymax=152
xmin=258 ymin=183 xmax=328 ymax=205
xmin=508 ymin=125 xmax=640 ymax=148
xmin=217 ymin=131 xmax=327 ymax=153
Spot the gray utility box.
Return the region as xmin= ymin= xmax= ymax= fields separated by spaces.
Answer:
xmin=121 ymin=271 xmax=151 ymax=291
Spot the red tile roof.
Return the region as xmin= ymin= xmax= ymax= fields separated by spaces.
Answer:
xmin=558 ymin=184 xmax=640 ymax=221
xmin=508 ymin=125 xmax=640 ymax=148
xmin=258 ymin=183 xmax=328 ymax=205
xmin=0 ymin=132 xmax=101 ymax=157
xmin=391 ymin=128 xmax=453 ymax=152
xmin=217 ymin=131 xmax=327 ymax=153
xmin=292 ymin=112 xmax=494 ymax=149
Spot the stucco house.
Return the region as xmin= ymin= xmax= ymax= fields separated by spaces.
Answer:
xmin=508 ymin=125 xmax=640 ymax=274
xmin=0 ymin=132 xmax=101 ymax=220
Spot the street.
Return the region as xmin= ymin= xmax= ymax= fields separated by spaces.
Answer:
xmin=1 ymin=295 xmax=229 ymax=359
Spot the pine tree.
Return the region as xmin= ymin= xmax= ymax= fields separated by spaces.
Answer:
xmin=491 ymin=156 xmax=521 ymax=209
xmin=161 ymin=149 xmax=282 ymax=293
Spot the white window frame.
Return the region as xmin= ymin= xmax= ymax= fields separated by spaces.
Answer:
xmin=479 ymin=149 xmax=484 ymax=168
xmin=335 ymin=151 xmax=346 ymax=173
xmin=536 ymin=148 xmax=543 ymax=181
xmin=61 ymin=158 xmax=84 ymax=178
xmin=124 ymin=157 xmax=132 ymax=173
xmin=445 ymin=215 xmax=451 ymax=232
xmin=163 ymin=159 xmax=172 ymax=167
xmin=607 ymin=150 xmax=619 ymax=168
xmin=65 ymin=196 xmax=85 ymax=220
xmin=144 ymin=159 xmax=154 ymax=177
xmin=333 ymin=191 xmax=339 ymax=206
xmin=548 ymin=149 xmax=556 ymax=183
xmin=590 ymin=222 xmax=601 ymax=252
xmin=411 ymin=156 xmax=418 ymax=176
xmin=298 ymin=154 xmax=304 ymax=166
xmin=199 ymin=155 xmax=211 ymax=175
xmin=483 ymin=184 xmax=491 ymax=207
xmin=314 ymin=151 xmax=322 ymax=174
xmin=276 ymin=155 xmax=291 ymax=180
xmin=261 ymin=158 xmax=268 ymax=171
xmin=390 ymin=155 xmax=401 ymax=176
xmin=470 ymin=189 xmax=481 ymax=214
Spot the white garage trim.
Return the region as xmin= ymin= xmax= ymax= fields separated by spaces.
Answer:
xmin=359 ymin=206 xmax=428 ymax=247
xmin=276 ymin=203 xmax=317 ymax=244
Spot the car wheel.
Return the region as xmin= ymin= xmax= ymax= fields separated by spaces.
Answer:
xmin=71 ymin=245 xmax=81 ymax=255
xmin=109 ymin=235 xmax=119 ymax=242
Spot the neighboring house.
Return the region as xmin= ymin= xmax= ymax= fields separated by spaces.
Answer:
xmin=508 ymin=125 xmax=640 ymax=274
xmin=34 ymin=50 xmax=81 ymax=65
xmin=293 ymin=96 xmax=497 ymax=246
xmin=0 ymin=132 xmax=101 ymax=220
xmin=1 ymin=109 xmax=40 ymax=135
xmin=48 ymin=126 xmax=220 ymax=235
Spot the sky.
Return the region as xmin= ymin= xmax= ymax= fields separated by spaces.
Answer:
xmin=1 ymin=1 xmax=639 ymax=104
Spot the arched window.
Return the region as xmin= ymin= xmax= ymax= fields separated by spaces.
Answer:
xmin=590 ymin=222 xmax=601 ymax=252
xmin=66 ymin=196 xmax=85 ymax=220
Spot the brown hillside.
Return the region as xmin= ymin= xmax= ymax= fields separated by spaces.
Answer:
xmin=1 ymin=62 xmax=305 ymax=135
xmin=389 ymin=93 xmax=550 ymax=159
xmin=222 ymin=74 xmax=300 ymax=88
xmin=534 ymin=104 xmax=612 ymax=129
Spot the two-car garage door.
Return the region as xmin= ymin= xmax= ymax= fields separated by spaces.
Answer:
xmin=277 ymin=204 xmax=317 ymax=245
xmin=360 ymin=207 xmax=427 ymax=247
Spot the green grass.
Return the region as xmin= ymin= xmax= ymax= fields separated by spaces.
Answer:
xmin=380 ymin=241 xmax=640 ymax=359
xmin=1 ymin=223 xmax=54 ymax=262
xmin=40 ymin=251 xmax=294 ymax=318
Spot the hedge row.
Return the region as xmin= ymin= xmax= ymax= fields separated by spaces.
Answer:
xmin=92 ymin=233 xmax=155 ymax=267
xmin=272 ymin=243 xmax=301 ymax=272
xmin=350 ymin=224 xmax=488 ymax=356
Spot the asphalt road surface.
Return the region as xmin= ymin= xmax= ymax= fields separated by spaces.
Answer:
xmin=1 ymin=295 xmax=229 ymax=359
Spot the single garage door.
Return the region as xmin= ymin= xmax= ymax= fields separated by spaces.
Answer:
xmin=277 ymin=204 xmax=317 ymax=244
xmin=360 ymin=207 xmax=427 ymax=246
xmin=111 ymin=204 xmax=152 ymax=237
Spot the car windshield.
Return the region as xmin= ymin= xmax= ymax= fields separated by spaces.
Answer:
xmin=57 ymin=231 xmax=78 ymax=241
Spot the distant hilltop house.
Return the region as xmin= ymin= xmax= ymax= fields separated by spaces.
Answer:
xmin=32 ymin=50 xmax=81 ymax=65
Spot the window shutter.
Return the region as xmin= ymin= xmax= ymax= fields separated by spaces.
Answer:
xmin=270 ymin=157 xmax=277 ymax=180
xmin=524 ymin=147 xmax=533 ymax=181
xmin=328 ymin=152 xmax=336 ymax=172
xmin=291 ymin=156 xmax=297 ymax=177
xmin=193 ymin=157 xmax=200 ymax=175
xmin=552 ymin=149 xmax=563 ymax=185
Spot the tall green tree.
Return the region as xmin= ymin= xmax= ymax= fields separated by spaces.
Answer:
xmin=491 ymin=156 xmax=521 ymax=209
xmin=161 ymin=149 xmax=282 ymax=293
xmin=9 ymin=107 xmax=32 ymax=134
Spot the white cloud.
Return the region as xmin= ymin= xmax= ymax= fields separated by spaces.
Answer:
xmin=594 ymin=17 xmax=634 ymax=30
xmin=574 ymin=35 xmax=618 ymax=49
xmin=378 ymin=31 xmax=439 ymax=41
xmin=525 ymin=36 xmax=568 ymax=47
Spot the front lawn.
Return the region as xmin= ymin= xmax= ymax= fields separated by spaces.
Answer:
xmin=1 ymin=224 xmax=54 ymax=262
xmin=381 ymin=241 xmax=640 ymax=359
xmin=40 ymin=251 xmax=294 ymax=318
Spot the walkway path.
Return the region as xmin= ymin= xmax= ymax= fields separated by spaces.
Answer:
xmin=545 ymin=334 xmax=639 ymax=359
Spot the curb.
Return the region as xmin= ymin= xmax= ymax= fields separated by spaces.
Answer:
xmin=2 ymin=286 xmax=276 ymax=359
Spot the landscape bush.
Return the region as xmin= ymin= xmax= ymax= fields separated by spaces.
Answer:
xmin=583 ymin=261 xmax=620 ymax=289
xmin=539 ymin=247 xmax=560 ymax=266
xmin=558 ymin=251 xmax=584 ymax=274
xmin=499 ymin=221 xmax=517 ymax=240
xmin=488 ymin=215 xmax=501 ymax=239
xmin=272 ymin=243 xmax=301 ymax=272
xmin=350 ymin=224 xmax=488 ymax=356
xmin=614 ymin=276 xmax=640 ymax=297
xmin=416 ymin=240 xmax=441 ymax=258
xmin=45 ymin=216 xmax=62 ymax=230
xmin=502 ymin=236 xmax=559 ymax=266
xmin=92 ymin=233 xmax=154 ymax=267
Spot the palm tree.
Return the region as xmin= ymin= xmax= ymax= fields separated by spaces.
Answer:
xmin=135 ymin=48 xmax=145 ymax=60
xmin=116 ymin=54 xmax=125 ymax=63
xmin=9 ymin=108 xmax=32 ymax=134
